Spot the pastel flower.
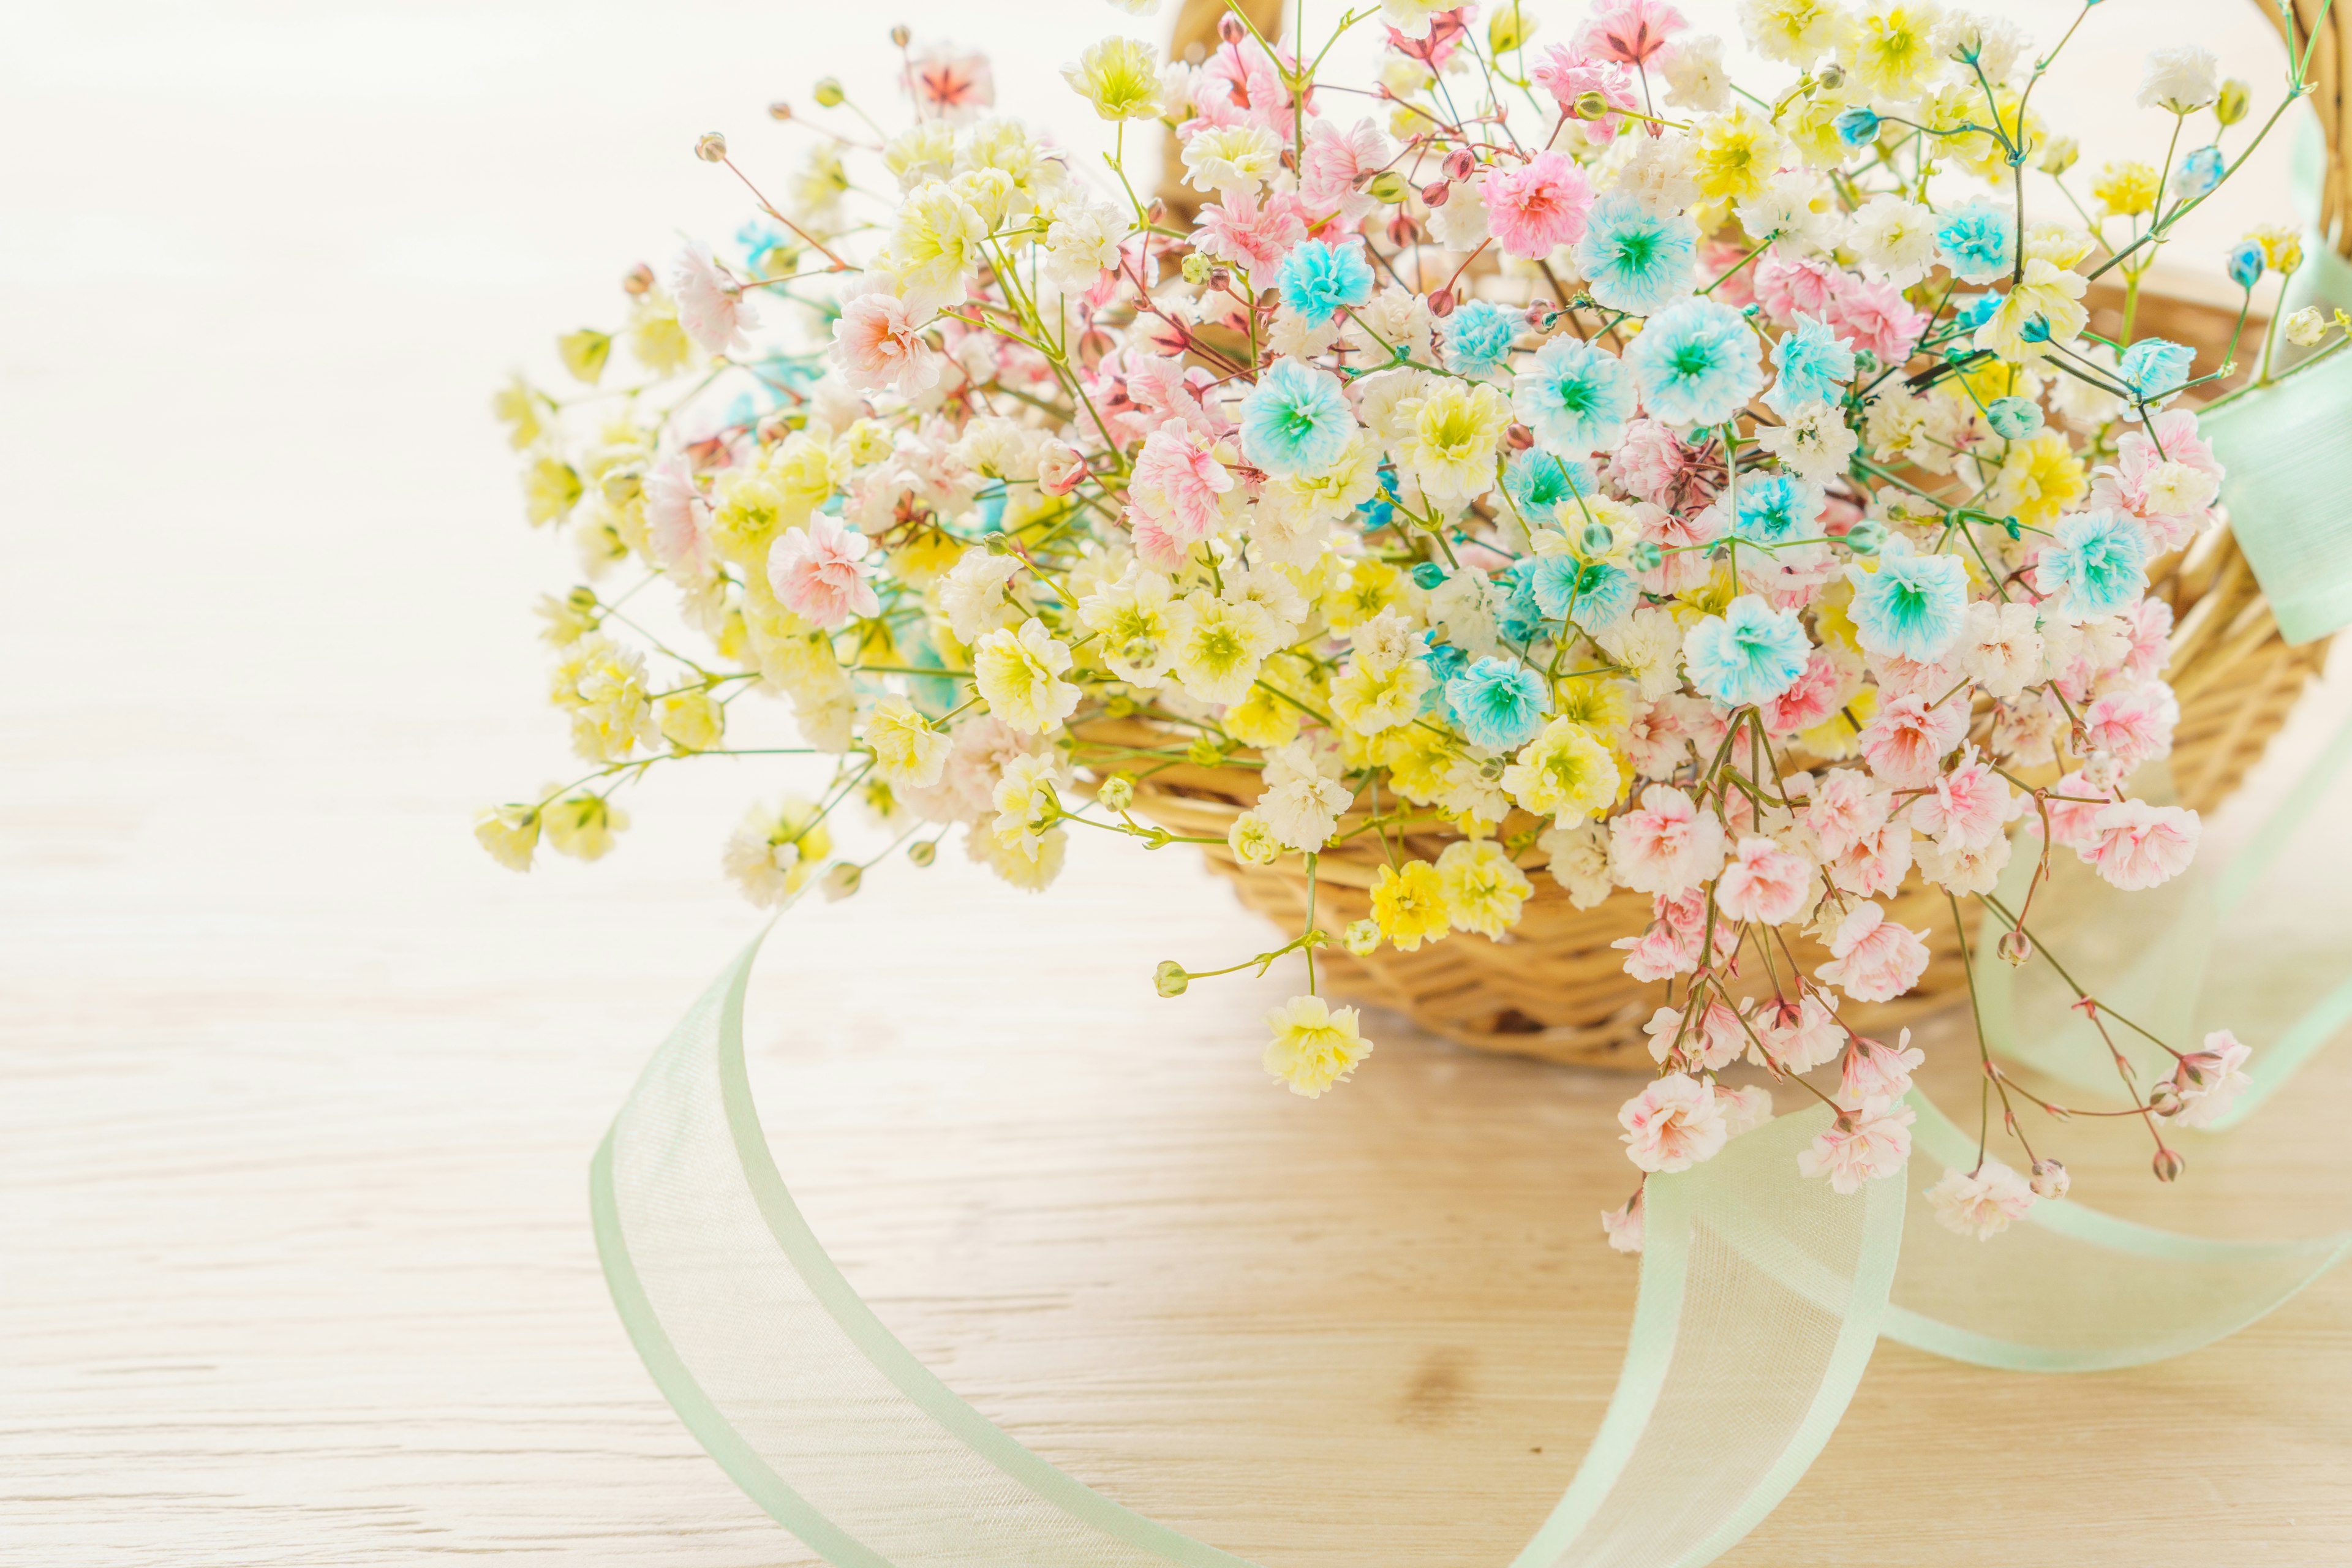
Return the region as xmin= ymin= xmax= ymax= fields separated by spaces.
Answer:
xmin=829 ymin=283 xmax=945 ymax=398
xmin=768 ymin=515 xmax=880 ymax=630
xmin=1257 ymin=742 xmax=1354 ymax=851
xmin=1532 ymin=48 xmax=1642 ymax=140
xmin=990 ymin=752 xmax=1063 ymax=858
xmin=1437 ymin=838 xmax=1535 ymax=936
xmin=1752 ymin=254 xmax=1840 ymax=327
xmin=1610 ymin=783 xmax=1727 ymax=896
xmin=1238 ymin=358 xmax=1357 ymax=478
xmin=1856 ymin=693 xmax=1967 ymax=788
xmin=1298 ymin=118 xmax=1391 ymax=223
xmin=1513 ymin=336 xmax=1637 ymax=455
xmin=1826 ymin=276 xmax=1929 ymax=365
xmin=1062 ymin=36 xmax=1163 ymax=120
xmin=1759 ymin=649 xmax=1852 ymax=735
xmin=671 ymin=239 xmax=758 ymax=355
xmin=1835 ymin=1028 xmax=1924 ymax=1111
xmin=1194 ymin=189 xmax=1308 ymax=275
xmin=1602 ymin=1192 xmax=1645 ymax=1254
xmin=1625 ymin=297 xmax=1765 ymax=428
xmin=2079 ymin=684 xmax=2177 ymax=769
xmin=1910 ymin=745 xmax=2021 ymax=851
xmin=1797 ymin=1097 xmax=1915 ymax=1194
xmin=908 ymin=43 xmax=995 ymax=121
xmin=1371 ymin=858 xmax=1451 ymax=951
xmin=1166 ymin=590 xmax=1284 ymax=704
xmin=1502 ymin=449 xmax=1599 ymax=526
xmin=1683 ymin=595 xmax=1812 ymax=707
xmin=1732 ymin=472 xmax=1822 ymax=546
xmin=1926 ymin=1161 xmax=2037 ymax=1239
xmin=865 ymin=696 xmax=949 ymax=790
xmin=1577 ymin=0 xmax=1687 ymax=66
xmin=1714 ymin=834 xmax=1812 ymax=924
xmin=1445 ymin=657 xmax=1551 ymax=750
xmin=2035 ymin=508 xmax=2150 ymax=618
xmin=1644 ymin=998 xmax=1747 ymax=1071
xmin=1129 ymin=421 xmax=1238 ymax=545
xmin=644 ymin=458 xmax=713 ymax=577
xmin=2170 ymin=145 xmax=2226 ymax=202
xmin=1531 ymin=555 xmax=1639 ymax=633
xmin=1806 ymin=770 xmax=1893 ymax=858
xmin=1816 ymin=900 xmax=1931 ymax=1003
xmin=1762 ymin=313 xmax=1855 ymax=418
xmin=1619 ymin=1072 xmax=1729 ymax=1174
xmin=1934 ymin=199 xmax=2016 ymax=285
xmin=1275 ymin=237 xmax=1375 ymax=328
xmin=1439 ymin=299 xmax=1524 ymax=380
xmin=2158 ymin=1028 xmax=2253 ymax=1129
xmin=1180 ymin=121 xmax=1284 ymax=197
xmin=1262 ymin=994 xmax=1373 ymax=1098
xmin=973 ymin=617 xmax=1082 ymax=735
xmin=2138 ymin=44 xmax=2219 ymax=113
xmin=1399 ymin=379 xmax=1515 ymax=502
xmin=2117 ymin=337 xmax=2198 ymax=407
xmin=1750 ymin=991 xmax=1844 ymax=1073
xmin=1501 ymin=717 xmax=1623 ymax=824
xmin=2081 ymin=799 xmax=2199 ymax=890
xmin=1572 ymin=194 xmax=1698 ymax=315
xmin=1480 ymin=151 xmax=1596 ymax=259
xmin=1847 ymin=540 xmax=1967 ymax=662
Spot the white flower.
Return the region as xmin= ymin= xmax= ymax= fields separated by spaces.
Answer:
xmin=1180 ymin=122 xmax=1283 ymax=196
xmin=1042 ymin=200 xmax=1126 ymax=288
xmin=1845 ymin=194 xmax=1942 ymax=287
xmin=1428 ymin=176 xmax=1491 ymax=251
xmin=990 ymin=752 xmax=1063 ymax=856
xmin=1538 ymin=818 xmax=1616 ymax=908
xmin=938 ymin=550 xmax=1026 ymax=643
xmin=1931 ymin=12 xmax=2025 ymax=82
xmin=1735 ymin=168 xmax=1838 ymax=257
xmin=671 ymin=239 xmax=758 ymax=355
xmin=1605 ymin=129 xmax=1702 ymax=217
xmin=1754 ymin=401 xmax=1860 ymax=486
xmin=1659 ymin=35 xmax=1731 ymax=113
xmin=1961 ymin=598 xmax=2043 ymax=699
xmin=1596 ymin=606 xmax=1686 ymax=701
xmin=2138 ymin=45 xmax=2219 ymax=113
xmin=1256 ymin=743 xmax=1353 ymax=851
xmin=2284 ymin=306 xmax=2329 ymax=347
xmin=1927 ymin=1161 xmax=2037 ymax=1238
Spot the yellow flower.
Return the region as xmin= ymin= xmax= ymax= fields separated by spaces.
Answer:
xmin=1329 ymin=657 xmax=1431 ymax=736
xmin=626 ymin=292 xmax=693 ymax=375
xmin=883 ymin=121 xmax=958 ymax=191
xmin=657 ymin=690 xmax=725 ymax=753
xmin=1262 ymin=995 xmax=1373 ymax=1098
xmin=1841 ymin=4 xmax=1943 ymax=99
xmin=865 ymin=695 xmax=949 ymax=788
xmin=1436 ymin=838 xmax=1533 ymax=937
xmin=544 ymin=794 xmax=628 ymax=861
xmin=492 ymin=375 xmax=545 ymax=451
xmin=1994 ymin=431 xmax=2087 ymax=528
xmin=990 ymin=753 xmax=1063 ymax=857
xmin=1781 ymin=87 xmax=1861 ymax=170
xmin=1379 ymin=722 xmax=1464 ymax=805
xmin=552 ymin=634 xmax=658 ymax=761
xmin=1399 ymin=379 xmax=1514 ymax=503
xmin=1500 ymin=718 xmax=1623 ymax=825
xmin=556 ymin=328 xmax=612 ymax=385
xmin=521 ymin=453 xmax=583 ymax=527
xmin=1975 ymin=258 xmax=2087 ymax=363
xmin=1551 ymin=676 xmax=1633 ymax=736
xmin=473 ymin=803 xmax=540 ymax=870
xmin=2250 ymin=224 xmax=2304 ymax=273
xmin=1692 ymin=108 xmax=1781 ymax=206
xmin=1166 ymin=591 xmax=1284 ymax=706
xmin=724 ymin=795 xmax=832 ymax=906
xmin=1224 ymin=673 xmax=1305 ymax=749
xmin=2091 ymin=161 xmax=2160 ymax=219
xmin=884 ymin=181 xmax=987 ymax=308
xmin=974 ymin=617 xmax=1082 ymax=734
xmin=1062 ymin=36 xmax=1163 ymax=121
xmin=763 ymin=432 xmax=836 ymax=527
xmin=1371 ymin=859 xmax=1451 ymax=951
xmin=1324 ymin=557 xmax=1405 ymax=632
xmin=1743 ymin=0 xmax=1848 ymax=64
xmin=1228 ymin=810 xmax=1283 ymax=867
xmin=1079 ymin=566 xmax=1180 ymax=686
xmin=892 ymin=528 xmax=967 ymax=588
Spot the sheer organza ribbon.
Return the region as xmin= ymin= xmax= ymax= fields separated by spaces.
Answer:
xmin=591 ymin=719 xmax=2352 ymax=1568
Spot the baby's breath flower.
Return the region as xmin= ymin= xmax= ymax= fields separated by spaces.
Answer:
xmin=974 ymin=617 xmax=1082 ymax=735
xmin=545 ymin=794 xmax=628 ymax=862
xmin=1262 ymin=995 xmax=1373 ymax=1098
xmin=1062 ymin=36 xmax=1161 ymax=121
xmin=474 ymin=804 xmax=541 ymax=871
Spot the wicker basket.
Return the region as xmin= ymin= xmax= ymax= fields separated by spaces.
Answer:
xmin=1118 ymin=1 xmax=2338 ymax=1066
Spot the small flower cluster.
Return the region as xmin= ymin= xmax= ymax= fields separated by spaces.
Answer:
xmin=489 ymin=1 xmax=2351 ymax=1242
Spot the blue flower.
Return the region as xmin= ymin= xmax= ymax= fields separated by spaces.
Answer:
xmin=1512 ymin=336 xmax=1637 ymax=455
xmin=1424 ymin=639 xmax=1471 ymax=686
xmin=1356 ymin=463 xmax=1400 ymax=530
xmin=2225 ymin=238 xmax=2266 ymax=290
xmin=1494 ymin=563 xmax=1547 ymax=645
xmin=1444 ymin=657 xmax=1551 ymax=750
xmin=1624 ymin=297 xmax=1765 ymax=428
xmin=1985 ymin=396 xmax=2043 ymax=440
xmin=2170 ymin=145 xmax=2226 ymax=202
xmin=2038 ymin=507 xmax=2149 ymax=616
xmin=1531 ymin=555 xmax=1637 ymax=633
xmin=1238 ymin=358 xmax=1357 ymax=477
xmin=1763 ymin=313 xmax=1856 ymax=418
xmin=1952 ymin=293 xmax=2002 ymax=331
xmin=1848 ymin=539 xmax=1969 ymax=662
xmin=1441 ymin=300 xmax=1524 ymax=380
xmin=1732 ymin=473 xmax=1822 ymax=546
xmin=1935 ymin=199 xmax=2016 ymax=285
xmin=1572 ymin=194 xmax=1698 ymax=317
xmin=1276 ymin=238 xmax=1374 ymax=328
xmin=1684 ymin=595 xmax=1811 ymax=707
xmin=2118 ymin=337 xmax=2196 ymax=405
xmin=1502 ymin=448 xmax=1598 ymax=526
xmin=1834 ymin=105 xmax=1883 ymax=147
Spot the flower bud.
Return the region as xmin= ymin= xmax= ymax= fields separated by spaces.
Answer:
xmin=2030 ymin=1158 xmax=2070 ymax=1199
xmin=1097 ymin=774 xmax=1136 ymax=811
xmin=1428 ymin=287 xmax=1456 ymax=317
xmin=622 ymin=262 xmax=655 ymax=295
xmin=2037 ymin=134 xmax=2079 ymax=176
xmin=1344 ymin=919 xmax=1382 ymax=957
xmin=1366 ymin=170 xmax=1412 ymax=204
xmin=2215 ymin=77 xmax=2251 ymax=126
xmin=695 ymin=131 xmax=729 ymax=163
xmin=820 ymin=862 xmax=862 ymax=902
xmin=1844 ymin=518 xmax=1887 ymax=556
xmin=1986 ymin=396 xmax=2043 ymax=440
xmin=1155 ymin=960 xmax=1190 ymax=997
xmin=1422 ymin=179 xmax=1452 ymax=208
xmin=1629 ymin=539 xmax=1663 ymax=573
xmin=767 ymin=100 xmax=794 ymax=121
xmin=1386 ymin=211 xmax=1419 ymax=247
xmin=1525 ymin=301 xmax=1559 ymax=331
xmin=1997 ymin=927 xmax=2034 ymax=966
xmin=1505 ymin=421 xmax=1535 ymax=450
xmin=1574 ymin=89 xmax=1611 ymax=120
xmin=1816 ymin=62 xmax=1845 ymax=89
xmin=2152 ymin=1145 xmax=2187 ymax=1183
xmin=1218 ymin=14 xmax=1246 ymax=42
xmin=1578 ymin=521 xmax=1615 ymax=556
xmin=1488 ymin=6 xmax=1536 ymax=52
xmin=1443 ymin=148 xmax=1477 ymax=183
xmin=1207 ymin=266 xmax=1232 ymax=292
xmin=1185 ymin=734 xmax=1226 ymax=767
xmin=2147 ymin=1081 xmax=2184 ymax=1117
xmin=2285 ymin=306 xmax=2329 ymax=347
xmin=812 ymin=77 xmax=845 ymax=108
xmin=1180 ymin=251 xmax=1212 ymax=284
xmin=908 ymin=839 xmax=937 ymax=867
xmin=889 ymin=23 xmax=911 ymax=47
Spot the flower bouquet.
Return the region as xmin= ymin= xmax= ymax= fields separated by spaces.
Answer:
xmin=486 ymin=0 xmax=2350 ymax=1243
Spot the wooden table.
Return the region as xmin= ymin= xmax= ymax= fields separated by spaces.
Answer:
xmin=6 ymin=3 xmax=2348 ymax=1563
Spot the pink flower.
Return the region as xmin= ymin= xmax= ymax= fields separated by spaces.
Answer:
xmin=1035 ymin=440 xmax=1087 ymax=497
xmin=1194 ymin=189 xmax=1309 ymax=274
xmin=1817 ymin=901 xmax=1930 ymax=1003
xmin=1829 ymin=818 xmax=1913 ymax=898
xmin=671 ymin=239 xmax=758 ymax=355
xmin=2120 ymin=597 xmax=2174 ymax=685
xmin=1926 ymin=1161 xmax=2037 ymax=1238
xmin=1602 ymin=1191 xmax=1646 ymax=1253
xmin=1613 ymin=886 xmax=1732 ymax=980
xmin=831 ymin=286 xmax=945 ymax=398
xmin=1531 ymin=48 xmax=1641 ymax=140
xmin=1574 ymin=0 xmax=1687 ymax=67
xmin=1297 ymin=118 xmax=1389 ymax=223
xmin=1759 ymin=650 xmax=1850 ymax=735
xmin=1858 ymin=693 xmax=1967 ymax=788
xmin=644 ymin=457 xmax=713 ymax=577
xmin=1642 ymin=998 xmax=1746 ymax=1071
xmin=1753 ymin=254 xmax=1842 ymax=328
xmin=1480 ymin=152 xmax=1594 ymax=258
xmin=1910 ymin=745 xmax=2020 ymax=851
xmin=1609 ymin=784 xmax=1727 ymax=896
xmin=905 ymin=43 xmax=994 ymax=123
xmin=2080 ymin=684 xmax=2177 ymax=769
xmin=1698 ymin=236 xmax=1758 ymax=309
xmin=2081 ymin=799 xmax=2199 ymax=890
xmin=2159 ymin=1028 xmax=2253 ymax=1129
xmin=1624 ymin=699 xmax=1695 ymax=777
xmin=767 ymin=516 xmax=880 ymax=630
xmin=1751 ymin=991 xmax=1844 ymax=1072
xmin=1836 ymin=1028 xmax=1923 ymax=1110
xmin=1611 ymin=420 xmax=1721 ymax=511
xmin=1715 ymin=835 xmax=1814 ymax=925
xmin=1128 ymin=420 xmax=1237 ymax=546
xmin=1806 ymin=770 xmax=1890 ymax=859
xmin=1796 ymin=1097 xmax=1915 ymax=1193
xmin=2089 ymin=410 xmax=2221 ymax=552
xmin=1826 ymin=277 xmax=1928 ymax=366
xmin=2029 ymin=771 xmax=2112 ymax=851
xmin=1871 ymin=652 xmax=1960 ymax=703
xmin=1721 ymin=1082 xmax=1776 ymax=1135
xmin=1619 ymin=1072 xmax=1729 ymax=1173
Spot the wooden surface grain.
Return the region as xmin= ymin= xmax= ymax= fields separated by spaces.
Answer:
xmin=6 ymin=3 xmax=2350 ymax=1564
